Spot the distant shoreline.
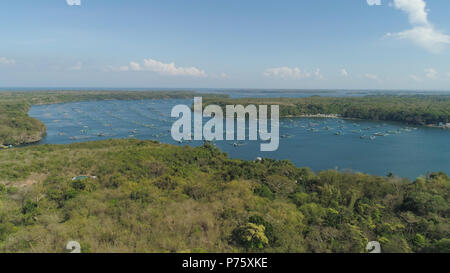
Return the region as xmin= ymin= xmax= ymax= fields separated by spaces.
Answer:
xmin=0 ymin=90 xmax=227 ymax=146
xmin=2 ymin=91 xmax=450 ymax=146
xmin=426 ymin=124 xmax=450 ymax=129
xmin=285 ymin=114 xmax=340 ymax=118
xmin=283 ymin=114 xmax=450 ymax=129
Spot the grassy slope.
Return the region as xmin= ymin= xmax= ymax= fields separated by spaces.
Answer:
xmin=0 ymin=139 xmax=448 ymax=253
xmin=0 ymin=91 xmax=226 ymax=145
xmin=203 ymin=95 xmax=450 ymax=125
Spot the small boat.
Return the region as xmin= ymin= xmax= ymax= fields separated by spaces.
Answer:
xmin=231 ymin=141 xmax=246 ymax=147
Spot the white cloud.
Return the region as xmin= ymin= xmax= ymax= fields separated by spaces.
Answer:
xmin=118 ymin=66 xmax=130 ymax=72
xmin=141 ymin=59 xmax=207 ymax=77
xmin=425 ymin=68 xmax=438 ymax=79
xmin=66 ymin=0 xmax=81 ymax=6
xmin=264 ymin=67 xmax=309 ymax=79
xmin=386 ymin=0 xmax=450 ymax=53
xmin=365 ymin=73 xmax=378 ymax=80
xmin=340 ymin=68 xmax=349 ymax=77
xmin=106 ymin=65 xmax=130 ymax=72
xmin=219 ymin=73 xmax=229 ymax=79
xmin=129 ymin=61 xmax=141 ymax=71
xmin=387 ymin=26 xmax=450 ymax=54
xmin=393 ymin=0 xmax=428 ymax=25
xmin=313 ymin=68 xmax=324 ymax=79
xmin=110 ymin=58 xmax=207 ymax=77
xmin=264 ymin=66 xmax=323 ymax=80
xmin=409 ymin=74 xmax=422 ymax=82
xmin=208 ymin=73 xmax=230 ymax=79
xmin=69 ymin=61 xmax=82 ymax=71
xmin=366 ymin=0 xmax=381 ymax=6
xmin=0 ymin=57 xmax=16 ymax=65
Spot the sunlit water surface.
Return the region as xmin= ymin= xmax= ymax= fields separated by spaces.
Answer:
xmin=29 ymin=99 xmax=450 ymax=180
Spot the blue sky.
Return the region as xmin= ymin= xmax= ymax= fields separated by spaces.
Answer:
xmin=1 ymin=0 xmax=450 ymax=90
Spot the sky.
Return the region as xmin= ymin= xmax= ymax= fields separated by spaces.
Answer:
xmin=1 ymin=0 xmax=450 ymax=90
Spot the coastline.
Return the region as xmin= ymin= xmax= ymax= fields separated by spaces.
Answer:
xmin=3 ymin=91 xmax=450 ymax=146
xmin=285 ymin=114 xmax=340 ymax=118
xmin=426 ymin=124 xmax=450 ymax=129
xmin=0 ymin=90 xmax=226 ymax=146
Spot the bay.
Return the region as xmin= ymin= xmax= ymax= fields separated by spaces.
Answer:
xmin=29 ymin=98 xmax=450 ymax=180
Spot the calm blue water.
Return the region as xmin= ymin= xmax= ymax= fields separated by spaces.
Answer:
xmin=29 ymin=98 xmax=450 ymax=180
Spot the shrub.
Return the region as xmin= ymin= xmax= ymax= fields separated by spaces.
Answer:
xmin=232 ymin=223 xmax=269 ymax=249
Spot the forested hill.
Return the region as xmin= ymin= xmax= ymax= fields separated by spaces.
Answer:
xmin=0 ymin=139 xmax=448 ymax=253
xmin=203 ymin=95 xmax=450 ymax=126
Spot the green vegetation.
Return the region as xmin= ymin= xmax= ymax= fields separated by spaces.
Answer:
xmin=0 ymin=90 xmax=227 ymax=105
xmin=0 ymin=91 xmax=227 ymax=145
xmin=1 ymin=92 xmax=449 ymax=252
xmin=0 ymin=139 xmax=448 ymax=253
xmin=0 ymin=100 xmax=46 ymax=145
xmin=2 ymin=92 xmax=449 ymax=145
xmin=203 ymin=95 xmax=450 ymax=125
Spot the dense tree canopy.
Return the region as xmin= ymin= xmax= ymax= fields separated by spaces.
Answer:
xmin=0 ymin=101 xmax=45 ymax=146
xmin=204 ymin=95 xmax=450 ymax=125
xmin=0 ymin=140 xmax=448 ymax=253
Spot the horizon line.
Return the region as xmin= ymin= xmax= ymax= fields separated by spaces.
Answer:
xmin=1 ymin=87 xmax=450 ymax=93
